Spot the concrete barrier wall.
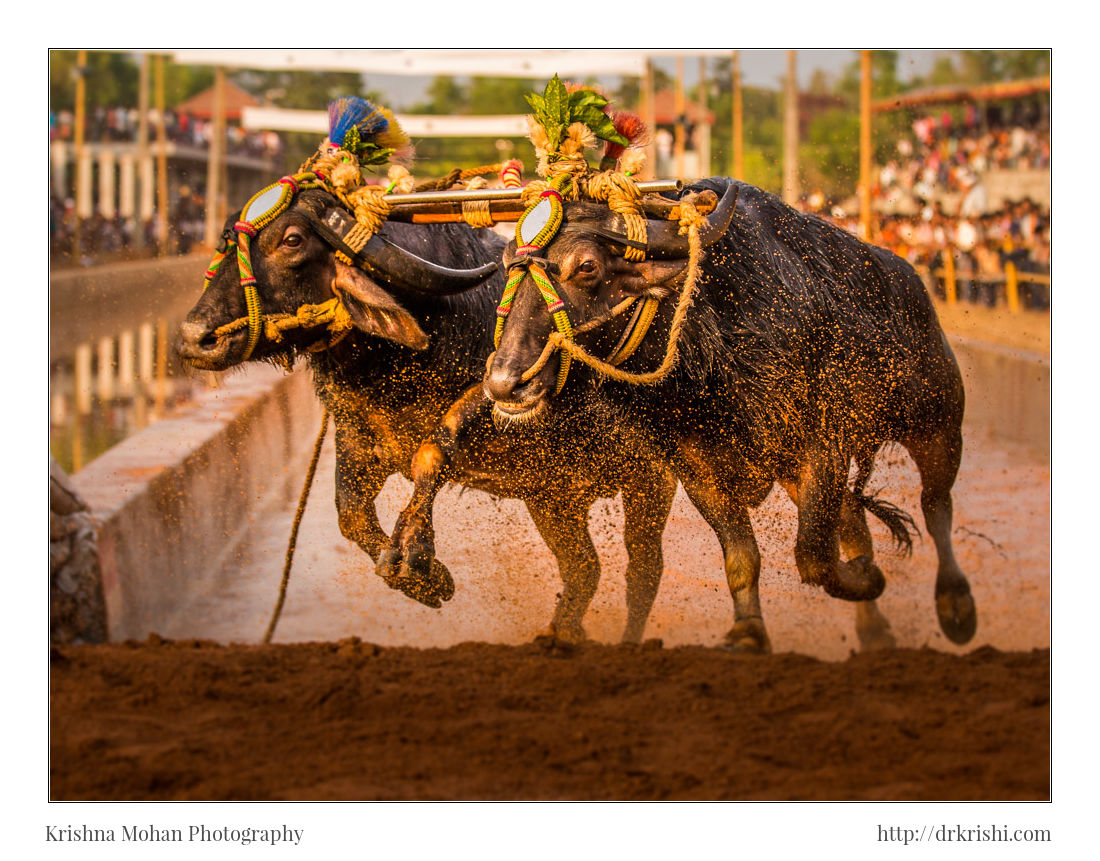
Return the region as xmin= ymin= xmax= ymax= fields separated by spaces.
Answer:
xmin=70 ymin=365 xmax=324 ymax=641
xmin=950 ymin=335 xmax=1050 ymax=461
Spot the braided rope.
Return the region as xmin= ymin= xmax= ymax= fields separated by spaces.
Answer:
xmin=586 ymin=171 xmax=647 ymax=262
xmin=263 ymin=408 xmax=329 ymax=644
xmin=461 ymin=177 xmax=494 ymax=228
xmin=518 ymin=224 xmax=703 ymax=387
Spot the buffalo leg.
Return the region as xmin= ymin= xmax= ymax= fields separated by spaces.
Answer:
xmin=903 ymin=427 xmax=977 ymax=644
xmin=675 ymin=443 xmax=769 ymax=653
xmin=782 ymin=474 xmax=896 ymax=650
xmin=376 ymin=385 xmax=487 ymax=608
xmin=332 ymin=419 xmax=390 ymax=558
xmin=526 ymin=494 xmax=601 ymax=644
xmin=793 ymin=443 xmax=886 ymax=602
xmin=619 ymin=463 xmax=677 ymax=644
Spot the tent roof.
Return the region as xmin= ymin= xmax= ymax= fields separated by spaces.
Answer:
xmin=872 ymin=76 xmax=1050 ymax=114
xmin=174 ymin=81 xmax=259 ymax=119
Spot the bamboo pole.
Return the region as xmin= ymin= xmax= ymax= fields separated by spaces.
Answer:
xmin=204 ymin=66 xmax=227 ymax=248
xmin=73 ymin=50 xmax=87 ymax=260
xmin=674 ymin=56 xmax=685 ymax=178
xmin=943 ymin=251 xmax=957 ymax=306
xmin=154 ymin=54 xmax=169 ymax=256
xmin=643 ymin=58 xmax=657 ymax=180
xmin=860 ymin=50 xmax=872 ymax=242
xmin=732 ymin=50 xmax=743 ymax=179
xmin=136 ymin=52 xmax=149 ymax=248
xmin=697 ymin=56 xmax=710 ymax=178
xmin=783 ymin=50 xmax=799 ymax=205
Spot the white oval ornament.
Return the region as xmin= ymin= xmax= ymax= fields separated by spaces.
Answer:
xmin=242 ymin=183 xmax=288 ymax=225
xmin=517 ymin=196 xmax=554 ymax=246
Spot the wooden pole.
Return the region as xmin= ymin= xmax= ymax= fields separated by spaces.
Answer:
xmin=943 ymin=250 xmax=957 ymax=306
xmin=154 ymin=54 xmax=169 ymax=257
xmin=643 ymin=58 xmax=657 ymax=180
xmin=783 ymin=50 xmax=799 ymax=205
xmin=860 ymin=49 xmax=873 ymax=241
xmin=136 ymin=52 xmax=150 ymax=248
xmin=697 ymin=56 xmax=710 ymax=178
xmin=73 ymin=50 xmax=87 ymax=260
xmin=732 ymin=50 xmax=743 ymax=179
xmin=204 ymin=66 xmax=227 ymax=248
xmin=674 ymin=56 xmax=685 ymax=178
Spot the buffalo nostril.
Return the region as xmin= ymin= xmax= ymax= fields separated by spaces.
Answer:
xmin=178 ymin=321 xmax=218 ymax=354
xmin=484 ymin=361 xmax=521 ymax=403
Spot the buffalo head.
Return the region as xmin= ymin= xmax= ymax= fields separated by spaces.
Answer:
xmin=484 ymin=181 xmax=739 ymax=420
xmin=178 ymin=186 xmax=498 ymax=372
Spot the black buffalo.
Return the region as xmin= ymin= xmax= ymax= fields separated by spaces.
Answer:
xmin=178 ymin=185 xmax=675 ymax=643
xmin=482 ymin=177 xmax=976 ymax=648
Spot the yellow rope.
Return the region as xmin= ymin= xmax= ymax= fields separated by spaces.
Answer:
xmin=519 ymin=224 xmax=703 ymax=387
xmin=586 ymin=171 xmax=647 ymax=261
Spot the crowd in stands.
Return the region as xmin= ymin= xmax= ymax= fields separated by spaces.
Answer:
xmin=878 ymin=105 xmax=1049 ymax=205
xmin=804 ymin=105 xmax=1050 ymax=311
xmin=50 ymin=107 xmax=283 ymax=160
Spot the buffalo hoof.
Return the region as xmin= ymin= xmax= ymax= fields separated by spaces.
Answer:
xmin=822 ymin=555 xmax=886 ymax=602
xmin=720 ymin=617 xmax=771 ymax=654
xmin=936 ymin=584 xmax=977 ymax=644
xmin=533 ymin=627 xmax=583 ymax=656
xmin=857 ymin=623 xmax=898 ymax=652
xmin=376 ymin=545 xmax=455 ymax=609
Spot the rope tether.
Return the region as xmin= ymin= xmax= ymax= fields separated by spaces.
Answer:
xmin=263 ymin=409 xmax=330 ymax=644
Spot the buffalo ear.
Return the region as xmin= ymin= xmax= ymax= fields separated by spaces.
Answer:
xmin=331 ymin=261 xmax=429 ymax=351
xmin=617 ymin=258 xmax=691 ymax=299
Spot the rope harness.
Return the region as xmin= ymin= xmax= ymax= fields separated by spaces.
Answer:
xmin=492 ymin=160 xmax=708 ymax=394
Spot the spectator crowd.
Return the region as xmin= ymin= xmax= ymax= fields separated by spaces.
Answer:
xmin=804 ymin=105 xmax=1050 ymax=312
xmin=50 ymin=106 xmax=283 ymax=160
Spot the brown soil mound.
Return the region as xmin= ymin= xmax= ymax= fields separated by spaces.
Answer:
xmin=50 ymin=638 xmax=1049 ymax=801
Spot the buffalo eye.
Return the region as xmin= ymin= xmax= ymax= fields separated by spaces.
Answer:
xmin=280 ymin=228 xmax=304 ymax=249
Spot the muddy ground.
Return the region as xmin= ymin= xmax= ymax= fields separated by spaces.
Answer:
xmin=50 ymin=639 xmax=1048 ymax=801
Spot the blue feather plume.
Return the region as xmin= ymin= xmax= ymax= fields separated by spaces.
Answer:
xmin=328 ymin=96 xmax=389 ymax=149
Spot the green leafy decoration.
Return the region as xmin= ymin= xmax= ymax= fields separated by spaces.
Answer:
xmin=527 ymin=74 xmax=629 ymax=154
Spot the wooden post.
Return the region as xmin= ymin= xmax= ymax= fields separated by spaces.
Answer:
xmin=154 ymin=54 xmax=169 ymax=256
xmin=943 ymin=251 xmax=957 ymax=306
xmin=204 ymin=66 xmax=227 ymax=249
xmin=783 ymin=50 xmax=799 ymax=205
xmin=697 ymin=56 xmax=710 ymax=178
xmin=73 ymin=50 xmax=87 ymax=260
xmin=860 ymin=50 xmax=872 ymax=242
xmin=74 ymin=342 xmax=93 ymax=416
xmin=674 ymin=56 xmax=686 ymax=178
xmin=732 ymin=50 xmax=743 ymax=179
xmin=136 ymin=52 xmax=150 ymax=248
xmin=643 ymin=58 xmax=657 ymax=180
xmin=1005 ymin=260 xmax=1020 ymax=312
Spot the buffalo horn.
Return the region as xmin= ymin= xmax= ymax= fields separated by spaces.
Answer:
xmin=357 ymin=232 xmax=499 ymax=295
xmin=640 ymin=181 xmax=740 ymax=259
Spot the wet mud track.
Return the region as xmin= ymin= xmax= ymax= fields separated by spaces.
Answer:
xmin=50 ymin=426 xmax=1050 ymax=800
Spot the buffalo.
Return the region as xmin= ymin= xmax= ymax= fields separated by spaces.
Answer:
xmin=177 ymin=178 xmax=676 ymax=644
xmin=479 ymin=177 xmax=976 ymax=649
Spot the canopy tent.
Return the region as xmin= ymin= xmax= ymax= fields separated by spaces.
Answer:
xmin=173 ymin=80 xmax=259 ymax=119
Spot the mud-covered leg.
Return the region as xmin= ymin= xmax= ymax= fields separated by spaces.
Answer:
xmin=619 ymin=464 xmax=677 ymax=644
xmin=376 ymin=384 xmax=486 ymax=608
xmin=676 ymin=442 xmax=769 ymax=653
xmin=904 ymin=428 xmax=977 ymax=644
xmin=526 ymin=494 xmax=601 ymax=644
xmin=793 ymin=443 xmax=885 ymax=602
xmin=332 ymin=418 xmax=390 ymax=558
xmin=783 ymin=472 xmax=896 ymax=649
